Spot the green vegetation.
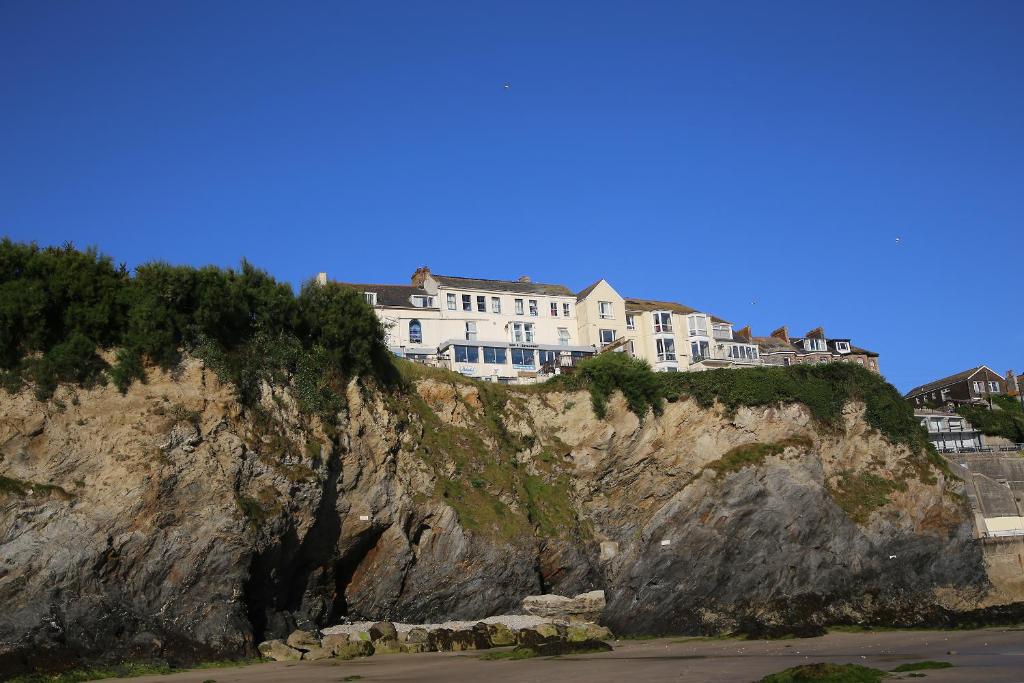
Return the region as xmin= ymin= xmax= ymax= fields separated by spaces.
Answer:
xmin=828 ymin=471 xmax=907 ymax=524
xmin=704 ymin=436 xmax=814 ymax=476
xmin=0 ymin=239 xmax=397 ymax=411
xmin=958 ymin=396 xmax=1024 ymax=443
xmin=556 ymin=352 xmax=663 ymax=419
xmin=891 ymin=660 xmax=953 ymax=672
xmin=0 ymin=475 xmax=73 ymax=500
xmin=480 ymin=640 xmax=612 ymax=659
xmin=758 ymin=662 xmax=886 ymax=683
xmin=6 ymin=659 xmax=258 ymax=683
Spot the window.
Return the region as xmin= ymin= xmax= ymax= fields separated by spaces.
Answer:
xmin=562 ymin=302 xmax=571 ymax=317
xmin=653 ymin=311 xmax=673 ymax=333
xmin=483 ymin=347 xmax=507 ymax=364
xmin=538 ymin=349 xmax=559 ymax=366
xmin=550 ymin=302 xmax=559 ymax=316
xmin=712 ymin=323 xmax=732 ymax=340
xmin=835 ymin=341 xmax=850 ymax=353
xmin=477 ymin=295 xmax=486 ymax=312
xmin=411 ymin=295 xmax=433 ymax=308
xmin=461 ymin=294 xmax=472 ymax=311
xmin=803 ymin=338 xmax=826 ymax=352
xmin=558 ymin=327 xmax=570 ymax=345
xmin=409 ymin=320 xmax=422 ymax=344
xmin=599 ymin=329 xmax=616 ymax=346
xmin=691 ymin=340 xmax=709 ymax=360
xmin=454 ymin=345 xmax=479 ymax=363
xmin=598 ymin=301 xmax=614 ymax=319
xmin=511 ymin=348 xmax=535 ymax=368
xmin=491 ymin=297 xmax=501 ymax=313
xmin=515 ymin=298 xmax=524 ymax=315
xmin=529 ymin=299 xmax=538 ymax=316
xmin=940 ymin=388 xmax=950 ymax=401
xmin=626 ymin=314 xmax=636 ymax=330
xmin=687 ymin=315 xmax=707 ymax=336
xmin=465 ymin=321 xmax=477 ymax=340
xmin=447 ymin=293 xmax=456 ymax=310
xmin=656 ymin=338 xmax=676 ymax=362
xmin=972 ymin=381 xmax=984 ymax=393
xmin=989 ymin=381 xmax=1000 ymax=392
xmin=363 ymin=292 xmax=377 ymax=306
xmin=948 ymin=418 xmax=963 ymax=432
xmin=511 ymin=322 xmax=535 ymax=343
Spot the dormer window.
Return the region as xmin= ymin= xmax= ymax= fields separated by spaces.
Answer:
xmin=410 ymin=295 xmax=434 ymax=308
xmin=363 ymin=292 xmax=377 ymax=306
xmin=835 ymin=341 xmax=850 ymax=353
xmin=803 ymin=338 xmax=826 ymax=352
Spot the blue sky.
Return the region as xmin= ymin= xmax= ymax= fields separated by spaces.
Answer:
xmin=2 ymin=1 xmax=1021 ymax=392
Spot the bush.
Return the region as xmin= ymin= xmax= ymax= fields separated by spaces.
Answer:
xmin=0 ymin=239 xmax=396 ymax=411
xmin=958 ymin=401 xmax=1024 ymax=443
xmin=759 ymin=662 xmax=886 ymax=683
xmin=563 ymin=352 xmax=663 ymax=419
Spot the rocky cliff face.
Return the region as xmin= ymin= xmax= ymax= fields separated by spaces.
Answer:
xmin=0 ymin=360 xmax=1016 ymax=673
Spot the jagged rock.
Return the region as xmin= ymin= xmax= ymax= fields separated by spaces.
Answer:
xmin=523 ymin=590 xmax=605 ymax=622
xmin=257 ymin=639 xmax=301 ymax=661
xmin=405 ymin=627 xmax=429 ymax=644
xmin=369 ymin=621 xmax=397 ymax=640
xmin=530 ymin=638 xmax=613 ymax=657
xmin=516 ymin=624 xmax=563 ymax=646
xmin=301 ymin=646 xmax=332 ymax=660
xmin=487 ymin=622 xmax=516 ymax=646
xmin=449 ymin=627 xmax=491 ymax=651
xmin=372 ymin=637 xmax=402 ymax=654
xmin=568 ymin=623 xmax=613 ymax=642
xmin=427 ymin=628 xmax=454 ymax=651
xmin=286 ymin=629 xmax=321 ymax=651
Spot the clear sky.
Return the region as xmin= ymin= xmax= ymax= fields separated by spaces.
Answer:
xmin=2 ymin=1 xmax=1021 ymax=392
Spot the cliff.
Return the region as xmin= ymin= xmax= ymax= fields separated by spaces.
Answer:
xmin=0 ymin=359 xmax=1017 ymax=674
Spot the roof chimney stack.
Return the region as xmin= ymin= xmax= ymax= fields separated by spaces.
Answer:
xmin=771 ymin=326 xmax=789 ymax=343
xmin=518 ymin=275 xmax=531 ymax=283
xmin=315 ymin=272 xmax=327 ymax=286
xmin=806 ymin=327 xmax=825 ymax=339
xmin=411 ymin=266 xmax=431 ymax=287
xmin=735 ymin=325 xmax=752 ymax=342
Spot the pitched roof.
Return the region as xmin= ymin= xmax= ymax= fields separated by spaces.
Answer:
xmin=431 ymin=273 xmax=574 ymax=297
xmin=624 ymin=297 xmax=731 ymax=324
xmin=906 ymin=366 xmax=990 ymax=397
xmin=753 ymin=335 xmax=798 ymax=352
xmin=340 ymin=282 xmax=432 ymax=308
xmin=849 ymin=344 xmax=879 ymax=357
xmin=576 ymin=279 xmax=605 ymax=301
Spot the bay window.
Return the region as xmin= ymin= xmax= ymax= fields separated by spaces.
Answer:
xmin=656 ymin=338 xmax=676 ymax=362
xmin=653 ymin=311 xmax=673 ymax=333
xmin=691 ymin=340 xmax=709 ymax=360
xmin=687 ymin=315 xmax=707 ymax=336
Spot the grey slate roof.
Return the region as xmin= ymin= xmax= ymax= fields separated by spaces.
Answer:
xmin=624 ymin=297 xmax=731 ymax=324
xmin=431 ymin=274 xmax=574 ymax=297
xmin=906 ymin=366 xmax=989 ymax=397
xmin=339 ymin=283 xmax=433 ymax=308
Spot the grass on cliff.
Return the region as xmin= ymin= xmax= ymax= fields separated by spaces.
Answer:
xmin=957 ymin=395 xmax=1024 ymax=443
xmin=703 ymin=436 xmax=814 ymax=476
xmin=827 ymin=471 xmax=908 ymax=524
xmin=0 ymin=475 xmax=73 ymax=500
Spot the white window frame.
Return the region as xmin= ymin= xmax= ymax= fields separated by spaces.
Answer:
xmin=626 ymin=314 xmax=636 ymax=331
xmin=491 ymin=296 xmax=501 ymax=313
xmin=447 ymin=293 xmax=456 ymax=310
xmin=363 ymin=292 xmax=377 ymax=306
xmin=989 ymin=381 xmax=1000 ymax=392
xmin=528 ymin=299 xmax=538 ymax=316
xmin=476 ymin=295 xmax=486 ymax=313
xmin=550 ymin=301 xmax=558 ymax=316
xmin=656 ymin=337 xmax=676 ymax=362
xmin=687 ymin=314 xmax=707 ymax=336
xmin=599 ymin=329 xmax=616 ymax=346
xmin=972 ymin=381 xmax=983 ymax=392
xmin=598 ymin=301 xmax=614 ymax=319
xmin=511 ymin=322 xmax=535 ymax=343
xmin=515 ymin=298 xmax=524 ymax=315
xmin=835 ymin=341 xmax=850 ymax=353
xmin=558 ymin=327 xmax=570 ymax=345
xmin=653 ymin=311 xmax=673 ymax=334
xmin=562 ymin=302 xmax=571 ymax=317
xmin=462 ymin=294 xmax=472 ymax=312
xmin=465 ymin=321 xmax=477 ymax=341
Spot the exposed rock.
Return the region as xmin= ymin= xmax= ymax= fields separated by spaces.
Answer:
xmin=369 ymin=621 xmax=398 ymax=641
xmin=448 ymin=626 xmax=491 ymax=651
xmin=286 ymin=629 xmax=321 ymax=651
xmin=371 ymin=637 xmax=402 ymax=654
xmin=257 ymin=639 xmax=301 ymax=661
xmin=400 ymin=642 xmax=432 ymax=653
xmin=333 ymin=640 xmax=374 ymax=659
xmin=487 ymin=622 xmax=516 ymax=646
xmin=523 ymin=590 xmax=605 ymax=622
xmin=568 ymin=623 xmax=613 ymax=642
xmin=321 ymin=633 xmax=350 ymax=654
xmin=405 ymin=627 xmax=429 ymax=644
xmin=516 ymin=624 xmax=563 ymax=646
xmin=301 ymin=646 xmax=332 ymax=660
xmin=0 ymin=359 xmax=1016 ymax=677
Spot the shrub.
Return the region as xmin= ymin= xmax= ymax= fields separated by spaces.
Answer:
xmin=563 ymin=352 xmax=663 ymax=419
xmin=759 ymin=662 xmax=886 ymax=682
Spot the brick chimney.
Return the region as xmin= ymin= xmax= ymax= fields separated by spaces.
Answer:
xmin=735 ymin=325 xmax=752 ymax=342
xmin=805 ymin=327 xmax=825 ymax=339
xmin=771 ymin=326 xmax=789 ymax=343
xmin=1007 ymin=370 xmax=1019 ymax=396
xmin=411 ymin=266 xmax=431 ymax=287
xmin=518 ymin=275 xmax=531 ymax=283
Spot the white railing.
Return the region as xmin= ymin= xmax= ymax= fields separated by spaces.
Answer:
xmin=938 ymin=444 xmax=1024 ymax=454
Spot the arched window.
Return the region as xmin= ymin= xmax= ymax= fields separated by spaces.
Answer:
xmin=409 ymin=319 xmax=422 ymax=344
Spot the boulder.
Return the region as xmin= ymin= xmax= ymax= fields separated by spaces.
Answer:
xmin=372 ymin=636 xmax=403 ymax=654
xmin=301 ymin=646 xmax=332 ymax=660
xmin=369 ymin=621 xmax=398 ymax=641
xmin=568 ymin=622 xmax=613 ymax=642
xmin=257 ymin=639 xmax=302 ymax=662
xmin=522 ymin=590 xmax=606 ymax=622
xmin=352 ymin=630 xmax=373 ymax=642
xmin=321 ymin=633 xmax=350 ymax=655
xmin=401 ymin=642 xmax=432 ymax=653
xmin=487 ymin=622 xmax=516 ymax=646
xmin=515 ymin=624 xmax=563 ymax=647
xmin=405 ymin=627 xmax=430 ymax=644
xmin=449 ymin=627 xmax=491 ymax=651
xmin=286 ymin=629 xmax=321 ymax=652
xmin=427 ymin=628 xmax=454 ymax=651
xmin=333 ymin=639 xmax=375 ymax=660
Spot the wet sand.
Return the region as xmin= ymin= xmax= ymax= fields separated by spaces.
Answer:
xmin=127 ymin=628 xmax=1024 ymax=683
